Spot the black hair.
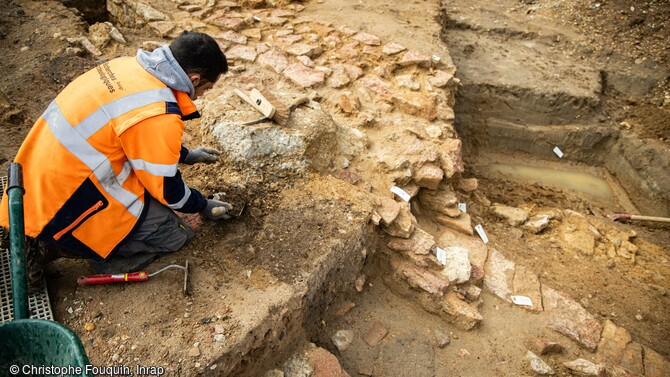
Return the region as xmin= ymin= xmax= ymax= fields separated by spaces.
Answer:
xmin=169 ymin=31 xmax=228 ymax=83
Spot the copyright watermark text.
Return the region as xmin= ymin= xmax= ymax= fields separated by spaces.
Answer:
xmin=8 ymin=364 xmax=165 ymax=376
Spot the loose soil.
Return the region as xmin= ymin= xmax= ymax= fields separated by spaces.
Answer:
xmin=0 ymin=0 xmax=669 ymax=376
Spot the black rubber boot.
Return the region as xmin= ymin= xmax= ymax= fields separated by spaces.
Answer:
xmin=25 ymin=237 xmax=47 ymax=294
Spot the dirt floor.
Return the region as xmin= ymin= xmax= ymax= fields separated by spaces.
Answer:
xmin=1 ymin=0 xmax=669 ymax=376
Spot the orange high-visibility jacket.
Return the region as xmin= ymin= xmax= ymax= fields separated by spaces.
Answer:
xmin=0 ymin=50 xmax=207 ymax=259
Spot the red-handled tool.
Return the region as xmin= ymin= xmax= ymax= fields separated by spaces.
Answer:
xmin=77 ymin=260 xmax=190 ymax=296
xmin=77 ymin=271 xmax=150 ymax=285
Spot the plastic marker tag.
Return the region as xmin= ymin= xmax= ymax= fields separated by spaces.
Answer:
xmin=435 ymin=247 xmax=447 ymax=266
xmin=553 ymin=146 xmax=564 ymax=158
xmin=458 ymin=202 xmax=467 ymax=213
xmin=390 ymin=186 xmax=411 ymax=202
xmin=474 ymin=224 xmax=489 ymax=244
xmin=511 ymin=295 xmax=533 ymax=307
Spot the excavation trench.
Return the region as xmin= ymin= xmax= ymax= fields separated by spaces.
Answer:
xmin=442 ymin=16 xmax=670 ymax=218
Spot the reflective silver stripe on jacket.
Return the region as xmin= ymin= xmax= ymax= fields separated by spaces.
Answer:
xmin=75 ymin=88 xmax=176 ymax=139
xmin=128 ymin=158 xmax=178 ymax=177
xmin=43 ymin=87 xmax=181 ymax=217
xmin=167 ymin=182 xmax=192 ymax=210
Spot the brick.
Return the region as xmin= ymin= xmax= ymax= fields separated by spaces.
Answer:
xmin=533 ymin=338 xmax=564 ymax=355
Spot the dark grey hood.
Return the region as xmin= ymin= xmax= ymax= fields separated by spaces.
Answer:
xmin=136 ymin=45 xmax=195 ymax=99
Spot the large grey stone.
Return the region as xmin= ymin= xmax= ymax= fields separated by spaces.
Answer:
xmin=203 ymin=101 xmax=339 ymax=176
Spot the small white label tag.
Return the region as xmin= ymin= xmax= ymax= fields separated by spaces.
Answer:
xmin=511 ymin=295 xmax=533 ymax=307
xmin=458 ymin=202 xmax=467 ymax=213
xmin=390 ymin=186 xmax=411 ymax=202
xmin=553 ymin=146 xmax=564 ymax=158
xmin=474 ymin=224 xmax=489 ymax=244
xmin=435 ymin=247 xmax=447 ymax=266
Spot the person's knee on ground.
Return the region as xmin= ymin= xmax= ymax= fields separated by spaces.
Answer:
xmin=90 ymin=196 xmax=194 ymax=274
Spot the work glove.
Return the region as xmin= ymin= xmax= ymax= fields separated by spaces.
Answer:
xmin=183 ymin=146 xmax=221 ymax=165
xmin=201 ymin=199 xmax=233 ymax=221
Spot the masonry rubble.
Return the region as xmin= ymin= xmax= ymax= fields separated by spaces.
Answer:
xmin=99 ymin=1 xmax=670 ymax=374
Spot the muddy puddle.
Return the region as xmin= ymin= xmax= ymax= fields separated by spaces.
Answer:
xmin=483 ymin=163 xmax=614 ymax=202
xmin=471 ymin=155 xmax=641 ymax=215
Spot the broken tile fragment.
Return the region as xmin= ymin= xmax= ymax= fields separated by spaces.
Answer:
xmin=337 ymin=91 xmax=360 ymax=114
xmin=542 ymin=286 xmax=602 ymax=351
xmin=391 ymin=256 xmax=449 ymax=298
xmin=513 ymin=265 xmax=543 ymax=312
xmin=383 ymin=42 xmax=406 ymax=55
xmin=216 ymin=30 xmax=247 ymax=44
xmin=387 ymin=227 xmax=435 ymax=255
xmin=483 ymin=248 xmax=515 ymax=302
xmin=257 ymin=49 xmax=289 ymax=73
xmin=285 ymin=43 xmax=323 ymax=58
xmin=363 ymin=321 xmax=388 ymax=347
xmin=283 ymin=63 xmax=326 ymax=87
xmin=441 ymin=292 xmax=482 ymax=330
xmin=429 ymin=70 xmax=455 ymax=88
xmin=225 ymin=45 xmax=257 ymax=62
xmin=398 ymin=50 xmax=432 ymax=67
xmin=352 ymin=31 xmax=381 ymax=46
